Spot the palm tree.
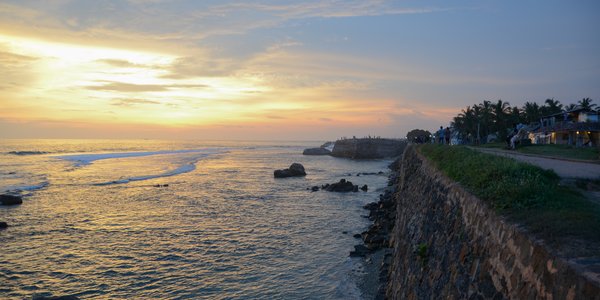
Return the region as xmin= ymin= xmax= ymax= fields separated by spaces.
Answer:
xmin=578 ymin=98 xmax=596 ymax=110
xmin=478 ymin=100 xmax=493 ymax=140
xmin=509 ymin=106 xmax=523 ymax=125
xmin=522 ymin=101 xmax=542 ymax=124
xmin=564 ymin=103 xmax=577 ymax=111
xmin=492 ymin=100 xmax=511 ymax=140
xmin=543 ymin=98 xmax=563 ymax=115
xmin=453 ymin=104 xmax=486 ymax=144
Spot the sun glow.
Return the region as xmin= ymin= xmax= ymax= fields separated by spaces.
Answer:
xmin=0 ymin=33 xmax=275 ymax=126
xmin=1 ymin=31 xmax=411 ymax=137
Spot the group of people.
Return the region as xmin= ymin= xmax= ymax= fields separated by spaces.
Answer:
xmin=436 ymin=126 xmax=451 ymax=145
xmin=433 ymin=124 xmax=527 ymax=148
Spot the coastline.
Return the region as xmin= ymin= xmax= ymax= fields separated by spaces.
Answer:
xmin=354 ymin=158 xmax=401 ymax=299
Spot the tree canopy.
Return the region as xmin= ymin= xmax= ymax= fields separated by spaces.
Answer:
xmin=451 ymin=98 xmax=596 ymax=144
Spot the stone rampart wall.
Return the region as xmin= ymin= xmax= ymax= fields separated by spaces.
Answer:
xmin=386 ymin=145 xmax=599 ymax=299
xmin=331 ymin=138 xmax=406 ymax=159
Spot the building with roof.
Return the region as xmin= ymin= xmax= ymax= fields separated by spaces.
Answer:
xmin=530 ymin=107 xmax=600 ymax=147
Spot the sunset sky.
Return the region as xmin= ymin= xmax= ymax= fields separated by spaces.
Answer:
xmin=1 ymin=0 xmax=599 ymax=140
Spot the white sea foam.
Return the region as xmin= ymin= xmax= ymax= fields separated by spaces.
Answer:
xmin=93 ymin=162 xmax=198 ymax=186
xmin=57 ymin=149 xmax=225 ymax=166
xmin=3 ymin=181 xmax=49 ymax=193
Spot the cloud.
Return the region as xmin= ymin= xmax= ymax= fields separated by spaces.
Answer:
xmin=110 ymin=98 xmax=162 ymax=107
xmin=85 ymin=81 xmax=209 ymax=92
xmin=200 ymin=1 xmax=445 ymax=22
xmin=0 ymin=50 xmax=38 ymax=65
xmin=266 ymin=115 xmax=286 ymax=120
xmin=161 ymin=56 xmax=238 ymax=79
xmin=96 ymin=59 xmax=146 ymax=68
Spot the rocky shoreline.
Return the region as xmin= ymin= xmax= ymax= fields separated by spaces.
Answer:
xmin=352 ymin=158 xmax=401 ymax=299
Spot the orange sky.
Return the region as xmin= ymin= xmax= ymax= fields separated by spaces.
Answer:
xmin=1 ymin=1 xmax=598 ymax=140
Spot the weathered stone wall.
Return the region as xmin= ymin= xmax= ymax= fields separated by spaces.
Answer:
xmin=331 ymin=138 xmax=407 ymax=159
xmin=386 ymin=145 xmax=600 ymax=299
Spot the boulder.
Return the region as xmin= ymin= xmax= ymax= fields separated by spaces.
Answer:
xmin=324 ymin=179 xmax=358 ymax=192
xmin=360 ymin=184 xmax=368 ymax=191
xmin=32 ymin=296 xmax=80 ymax=300
xmin=0 ymin=222 xmax=7 ymax=229
xmin=349 ymin=244 xmax=371 ymax=257
xmin=274 ymin=163 xmax=306 ymax=178
xmin=0 ymin=194 xmax=23 ymax=206
xmin=302 ymin=147 xmax=331 ymax=155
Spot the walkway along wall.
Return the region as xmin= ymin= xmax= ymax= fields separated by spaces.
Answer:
xmin=386 ymin=145 xmax=599 ymax=299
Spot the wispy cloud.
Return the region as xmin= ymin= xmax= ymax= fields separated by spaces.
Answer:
xmin=0 ymin=50 xmax=37 ymax=65
xmin=85 ymin=81 xmax=209 ymax=92
xmin=161 ymin=56 xmax=238 ymax=79
xmin=110 ymin=98 xmax=162 ymax=107
xmin=96 ymin=59 xmax=148 ymax=68
xmin=199 ymin=1 xmax=445 ymax=22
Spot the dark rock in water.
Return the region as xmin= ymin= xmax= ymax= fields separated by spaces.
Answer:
xmin=324 ymin=179 xmax=357 ymax=192
xmin=274 ymin=163 xmax=306 ymax=178
xmin=289 ymin=163 xmax=306 ymax=175
xmin=353 ymin=233 xmax=362 ymax=239
xmin=361 ymin=184 xmax=368 ymax=191
xmin=0 ymin=194 xmax=23 ymax=205
xmin=0 ymin=222 xmax=8 ymax=229
xmin=302 ymin=147 xmax=331 ymax=155
xmin=349 ymin=244 xmax=371 ymax=257
xmin=8 ymin=151 xmax=48 ymax=156
xmin=360 ymin=172 xmax=379 ymax=176
xmin=352 ymin=185 xmax=359 ymax=192
xmin=32 ymin=296 xmax=80 ymax=300
xmin=363 ymin=202 xmax=378 ymax=210
xmin=311 ymin=186 xmax=319 ymax=192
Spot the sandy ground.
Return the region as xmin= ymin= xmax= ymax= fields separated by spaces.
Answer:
xmin=472 ymin=147 xmax=600 ymax=179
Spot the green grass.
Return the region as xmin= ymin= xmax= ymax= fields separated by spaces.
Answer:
xmin=518 ymin=144 xmax=599 ymax=161
xmin=478 ymin=142 xmax=599 ymax=161
xmin=419 ymin=144 xmax=600 ymax=244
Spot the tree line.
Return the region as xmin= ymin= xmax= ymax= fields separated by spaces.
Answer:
xmin=451 ymin=98 xmax=597 ymax=143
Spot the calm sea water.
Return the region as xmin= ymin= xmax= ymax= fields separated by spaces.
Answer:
xmin=0 ymin=139 xmax=392 ymax=299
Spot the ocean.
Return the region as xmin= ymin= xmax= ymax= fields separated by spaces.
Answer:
xmin=0 ymin=139 xmax=392 ymax=299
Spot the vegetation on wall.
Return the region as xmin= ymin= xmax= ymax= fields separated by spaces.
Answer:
xmin=419 ymin=144 xmax=600 ymax=244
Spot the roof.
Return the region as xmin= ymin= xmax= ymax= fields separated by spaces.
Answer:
xmin=541 ymin=107 xmax=598 ymax=119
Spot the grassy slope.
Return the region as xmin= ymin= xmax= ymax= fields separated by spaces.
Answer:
xmin=419 ymin=144 xmax=600 ymax=246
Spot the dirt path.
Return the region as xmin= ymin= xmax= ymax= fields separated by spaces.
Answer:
xmin=472 ymin=147 xmax=600 ymax=179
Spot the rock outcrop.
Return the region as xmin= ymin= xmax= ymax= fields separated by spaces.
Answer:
xmin=0 ymin=194 xmax=23 ymax=205
xmin=322 ymin=179 xmax=358 ymax=192
xmin=274 ymin=163 xmax=306 ymax=178
xmin=331 ymin=138 xmax=407 ymax=159
xmin=32 ymin=295 xmax=80 ymax=300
